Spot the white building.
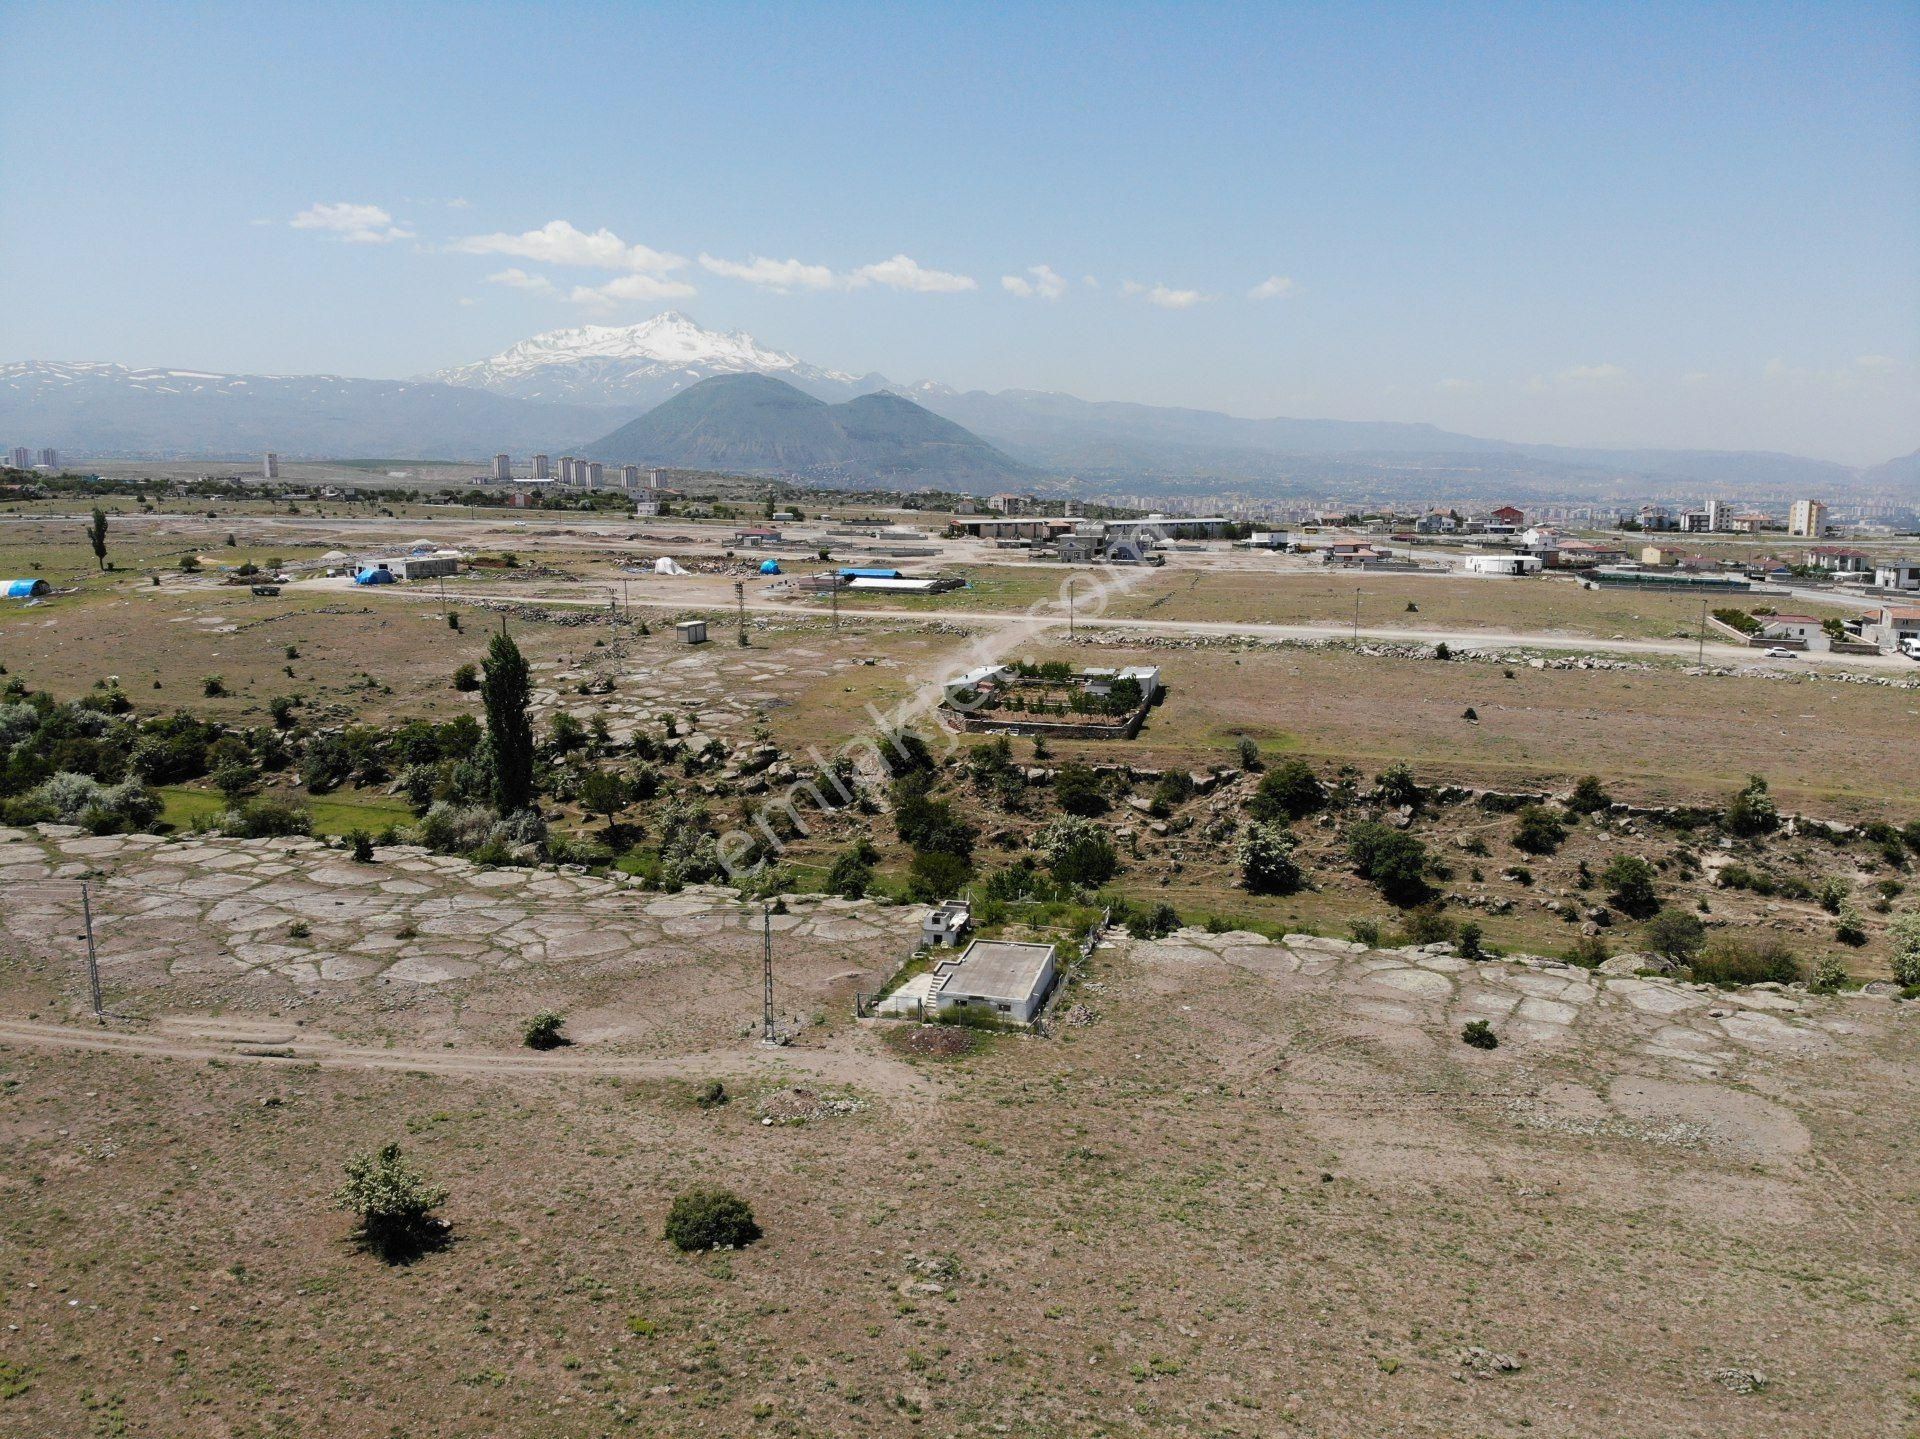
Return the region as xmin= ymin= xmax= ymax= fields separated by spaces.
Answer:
xmin=492 ymin=454 xmax=512 ymax=482
xmin=879 ymin=939 xmax=1058 ymax=1025
xmin=6 ymin=447 xmax=28 ymax=470
xmin=37 ymin=448 xmax=57 ymax=469
xmin=922 ymin=899 xmax=973 ymax=949
xmin=1788 ymin=499 xmax=1828 ymax=538
xmin=1874 ymin=559 xmax=1920 ymax=592
xmin=584 ymin=461 xmax=604 ymax=489
xmin=532 ymin=453 xmax=550 ymax=479
xmin=262 ymin=452 xmax=280 ymax=480
xmin=1461 ymin=553 xmax=1543 ymax=576
xmin=620 ymin=465 xmax=641 ymax=490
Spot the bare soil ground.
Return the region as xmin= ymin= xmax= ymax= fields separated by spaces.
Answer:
xmin=2 ymin=826 xmax=1915 ymax=1437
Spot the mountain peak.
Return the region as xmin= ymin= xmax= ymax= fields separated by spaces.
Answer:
xmin=427 ymin=311 xmax=865 ymax=408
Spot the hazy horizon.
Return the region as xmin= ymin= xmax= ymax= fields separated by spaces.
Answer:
xmin=2 ymin=2 xmax=1915 ymax=466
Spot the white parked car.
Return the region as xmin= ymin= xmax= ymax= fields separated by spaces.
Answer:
xmin=1762 ymin=647 xmax=1796 ymax=659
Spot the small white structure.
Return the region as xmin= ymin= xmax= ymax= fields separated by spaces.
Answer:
xmin=1461 ymin=554 xmax=1542 ymax=577
xmin=391 ymin=555 xmax=458 ymax=580
xmin=922 ymin=898 xmax=973 ymax=948
xmin=675 ymin=618 xmax=708 ymax=645
xmin=653 ymin=556 xmax=688 ymax=576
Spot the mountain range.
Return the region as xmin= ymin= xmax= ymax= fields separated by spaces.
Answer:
xmin=3 ymin=312 xmax=1913 ymax=502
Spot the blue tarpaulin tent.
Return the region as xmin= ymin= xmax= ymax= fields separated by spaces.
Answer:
xmin=759 ymin=559 xmax=782 ymax=575
xmin=838 ymin=567 xmax=902 ymax=580
xmin=353 ymin=566 xmax=395 ymax=585
xmin=4 ymin=579 xmax=51 ymax=598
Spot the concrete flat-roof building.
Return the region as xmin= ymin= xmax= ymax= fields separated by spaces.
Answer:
xmin=880 ymin=939 xmax=1058 ymax=1025
xmin=492 ymin=453 xmax=511 ymax=482
xmin=262 ymin=452 xmax=280 ymax=480
xmin=532 ymin=453 xmax=550 ymax=479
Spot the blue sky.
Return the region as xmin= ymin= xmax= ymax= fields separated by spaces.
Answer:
xmin=2 ymin=1 xmax=1915 ymax=463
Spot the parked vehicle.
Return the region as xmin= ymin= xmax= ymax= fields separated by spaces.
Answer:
xmin=1762 ymin=647 xmax=1796 ymax=658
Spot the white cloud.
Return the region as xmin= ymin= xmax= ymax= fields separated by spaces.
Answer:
xmin=567 ymin=273 xmax=699 ymax=307
xmin=1083 ymin=275 xmax=1100 ymax=289
xmin=1122 ymin=280 xmax=1208 ymax=310
xmin=1558 ymin=362 xmax=1630 ymax=384
xmin=698 ymin=253 xmax=840 ymax=292
xmin=458 ymin=297 xmax=478 ymax=307
xmin=290 ymin=201 xmax=413 ymax=244
xmin=1248 ymin=274 xmax=1296 ymax=301
xmin=1001 ymin=264 xmax=1067 ymax=300
xmin=446 ymin=197 xmax=472 ymax=210
xmin=486 ymin=267 xmax=556 ymax=294
xmin=1681 ymin=370 xmax=1714 ymax=386
xmin=452 ymin=219 xmax=684 ymax=273
xmin=850 ymin=254 xmax=977 ymax=293
xmin=1435 ymin=377 xmax=1479 ymax=394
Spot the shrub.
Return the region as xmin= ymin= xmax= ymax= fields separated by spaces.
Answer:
xmin=523 ymin=1012 xmax=568 ymax=1050
xmin=1567 ymin=775 xmax=1611 ymax=814
xmin=202 ymin=675 xmax=227 ymax=697
xmin=452 ymin=663 xmax=479 ymax=692
xmin=1511 ymin=805 xmax=1567 ymax=855
xmin=1235 ymin=735 xmax=1260 ymax=770
xmin=1724 ymin=775 xmax=1779 ymax=837
xmin=907 ymin=849 xmax=972 ymax=903
xmin=663 ymin=1188 xmax=761 ymax=1251
xmin=1249 ymin=759 xmax=1325 ymax=822
xmin=1052 ymin=763 xmax=1106 ymax=816
xmin=1889 ymin=912 xmax=1920 ymax=988
xmin=1374 ymin=761 xmax=1421 ymax=810
xmin=1689 ymin=935 xmax=1802 ymax=987
xmin=1566 ymin=935 xmax=1610 ymax=968
xmin=1400 ymin=904 xmax=1457 ymax=946
xmin=335 ymin=1143 xmax=448 ymax=1262
xmin=1834 ymin=903 xmax=1868 ymax=947
xmin=1348 ymin=918 xmax=1383 ymax=948
xmin=1236 ymin=821 xmax=1302 ymax=894
xmin=825 ymin=844 xmax=874 ymax=900
xmin=1809 ymin=955 xmax=1848 ymax=994
xmin=1347 ymin=821 xmax=1430 ymax=906
xmin=417 ymin=802 xmax=496 ymax=854
xmin=1815 ymin=876 xmax=1849 ymax=915
xmin=1461 ymin=1019 xmax=1498 ymax=1050
xmin=1602 ymin=854 xmax=1660 ymax=919
xmin=220 ymin=796 xmax=311 ymax=838
xmin=349 ymin=829 xmax=375 ymax=863
xmin=1643 ymin=908 xmax=1706 ymax=961
xmin=1457 ymin=921 xmax=1484 ymax=959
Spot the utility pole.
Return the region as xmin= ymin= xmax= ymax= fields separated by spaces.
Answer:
xmin=1067 ymin=576 xmax=1078 ymax=639
xmin=761 ymin=904 xmax=775 ymax=1044
xmin=734 ymin=579 xmax=746 ymax=643
xmin=81 ymin=881 xmax=102 ymax=1021
xmin=830 ymin=573 xmax=840 ymax=631
xmin=1352 ymin=589 xmax=1362 ymax=642
xmin=1698 ymin=598 xmax=1708 ymax=668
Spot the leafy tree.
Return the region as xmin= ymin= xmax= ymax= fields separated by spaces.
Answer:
xmin=1347 ymin=821 xmax=1430 ymax=905
xmin=1250 ymin=759 xmax=1325 ymax=822
xmin=663 ymin=1188 xmax=761 ymax=1251
xmin=85 ymin=508 xmax=108 ymax=570
xmin=1511 ymin=805 xmax=1567 ymax=855
xmin=1047 ymin=823 xmax=1117 ymax=888
xmin=1643 ymin=908 xmax=1707 ymax=961
xmin=1602 ymin=854 xmax=1660 ymax=919
xmin=1235 ymin=735 xmax=1261 ymax=771
xmin=575 ymin=769 xmax=628 ymax=839
xmin=825 ymin=842 xmax=875 ymax=899
xmin=1457 ymin=921 xmax=1485 ymax=959
xmin=335 ymin=1143 xmax=448 ymax=1261
xmin=907 ymin=848 xmax=972 ymax=903
xmin=1237 ymin=820 xmax=1302 ymax=894
xmin=452 ymin=663 xmax=479 ymax=692
xmin=482 ymin=630 xmax=535 ymax=815
xmin=1461 ymin=1019 xmax=1498 ymax=1050
xmin=1724 ymin=774 xmax=1779 ymax=837
xmin=1052 ymin=763 xmax=1106 ymax=816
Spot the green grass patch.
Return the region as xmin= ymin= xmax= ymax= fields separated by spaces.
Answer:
xmin=157 ymin=785 xmax=412 ymax=836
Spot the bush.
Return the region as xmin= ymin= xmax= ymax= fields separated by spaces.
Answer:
xmin=1809 ymin=955 xmax=1848 ymax=994
xmin=694 ymin=1080 xmax=729 ymax=1109
xmin=1567 ymin=775 xmax=1611 ymax=814
xmin=1457 ymin=921 xmax=1484 ymax=959
xmin=1642 ymin=908 xmax=1706 ymax=961
xmin=1511 ymin=805 xmax=1567 ymax=855
xmin=1249 ymin=759 xmax=1325 ymax=822
xmin=417 ymin=802 xmax=496 ymax=854
xmin=1688 ymin=935 xmax=1802 ymax=987
xmin=349 ymin=828 xmax=375 ymax=863
xmin=202 ymin=675 xmax=226 ymax=697
xmin=1347 ymin=821 xmax=1430 ymax=906
xmin=522 ymin=1011 xmax=568 ymax=1049
xmin=1724 ymin=775 xmax=1778 ymax=837
xmin=335 ymin=1143 xmax=448 ymax=1262
xmin=1236 ymin=820 xmax=1302 ymax=894
xmin=663 ymin=1187 xmax=761 ymax=1251
xmin=907 ymin=849 xmax=972 ymax=903
xmin=1052 ymin=763 xmax=1106 ymax=816
xmin=1374 ymin=761 xmax=1421 ymax=810
xmin=1602 ymin=854 xmax=1660 ymax=919
xmin=220 ymin=796 xmax=311 ymax=838
xmin=1236 ymin=735 xmax=1260 ymax=770
xmin=452 ymin=663 xmax=479 ymax=692
xmin=1566 ymin=935 xmax=1610 ymax=968
xmin=1461 ymin=1019 xmax=1498 ymax=1050
xmin=825 ymin=844 xmax=874 ymax=899
xmin=1889 ymin=912 xmax=1920 ymax=988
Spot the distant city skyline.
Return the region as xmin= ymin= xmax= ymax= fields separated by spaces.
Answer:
xmin=1 ymin=1 xmax=1915 ymax=465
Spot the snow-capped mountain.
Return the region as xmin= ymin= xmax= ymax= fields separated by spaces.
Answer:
xmin=428 ymin=311 xmax=885 ymax=407
xmin=0 ymin=359 xmax=615 ymax=460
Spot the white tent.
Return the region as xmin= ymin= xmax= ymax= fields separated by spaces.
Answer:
xmin=653 ymin=556 xmax=688 ymax=576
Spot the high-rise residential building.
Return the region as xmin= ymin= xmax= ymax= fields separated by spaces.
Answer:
xmin=648 ymin=468 xmax=665 ymax=490
xmin=262 ymin=452 xmax=280 ymax=480
xmin=532 ymin=453 xmax=550 ymax=479
xmin=585 ymin=462 xmax=604 ymax=489
xmin=7 ymin=446 xmax=29 ymax=469
xmin=38 ymin=448 xmax=57 ymax=469
xmin=492 ymin=453 xmax=512 ymax=482
xmin=1704 ymin=498 xmax=1728 ymax=532
xmin=558 ymin=456 xmax=576 ymax=484
xmin=620 ymin=465 xmax=640 ymax=490
xmin=1789 ymin=499 xmax=1828 ymax=538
